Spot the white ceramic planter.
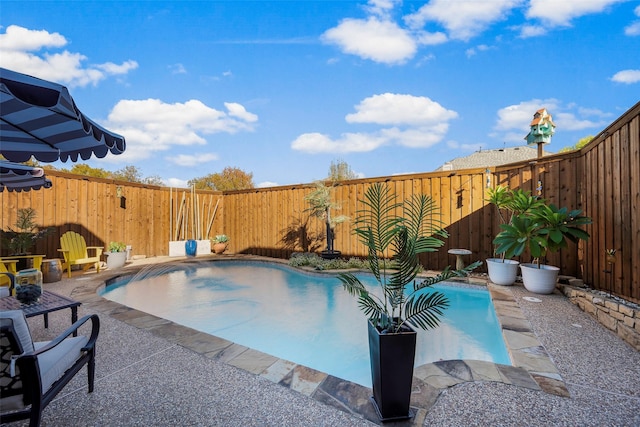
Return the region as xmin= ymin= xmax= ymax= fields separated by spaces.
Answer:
xmin=106 ymin=251 xmax=127 ymax=269
xmin=520 ymin=263 xmax=560 ymax=294
xmin=486 ymin=258 xmax=520 ymax=286
xmin=168 ymin=240 xmax=211 ymax=257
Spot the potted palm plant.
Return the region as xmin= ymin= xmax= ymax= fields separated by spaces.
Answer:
xmin=338 ymin=182 xmax=480 ymax=421
xmin=105 ymin=241 xmax=127 ymax=269
xmin=485 ymin=187 xmax=544 ymax=286
xmin=493 ymin=200 xmax=591 ymax=294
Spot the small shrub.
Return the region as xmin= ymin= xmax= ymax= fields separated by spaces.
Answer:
xmin=288 ymin=254 xmax=400 ymax=272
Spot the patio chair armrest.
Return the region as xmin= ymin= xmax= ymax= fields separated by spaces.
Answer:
xmin=86 ymin=247 xmax=103 ymax=256
xmin=23 ymin=314 xmax=100 ymax=359
xmin=0 ymin=271 xmax=15 ymax=294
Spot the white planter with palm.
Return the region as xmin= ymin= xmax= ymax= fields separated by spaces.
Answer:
xmin=485 ymin=186 xmax=544 ymax=286
xmin=493 ymin=201 xmax=591 ymax=294
xmin=486 ymin=258 xmax=520 ymax=286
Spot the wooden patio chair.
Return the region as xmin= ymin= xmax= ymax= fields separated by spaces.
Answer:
xmin=58 ymin=231 xmax=103 ymax=278
xmin=0 ymin=270 xmax=14 ymax=297
xmin=0 ymin=261 xmax=16 ymax=291
xmin=0 ymin=310 xmax=100 ymax=427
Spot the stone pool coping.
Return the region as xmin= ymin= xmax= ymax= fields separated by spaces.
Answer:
xmin=73 ymin=255 xmax=568 ymax=426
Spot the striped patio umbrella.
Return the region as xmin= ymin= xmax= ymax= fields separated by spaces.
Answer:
xmin=0 ymin=67 xmax=126 ymax=163
xmin=0 ymin=161 xmax=52 ymax=193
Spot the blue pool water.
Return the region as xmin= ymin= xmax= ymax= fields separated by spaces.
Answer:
xmin=101 ymin=261 xmax=510 ymax=387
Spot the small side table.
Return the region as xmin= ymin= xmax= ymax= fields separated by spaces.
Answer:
xmin=448 ymin=249 xmax=472 ymax=270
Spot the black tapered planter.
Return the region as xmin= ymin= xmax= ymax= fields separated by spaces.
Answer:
xmin=368 ymin=320 xmax=417 ymax=422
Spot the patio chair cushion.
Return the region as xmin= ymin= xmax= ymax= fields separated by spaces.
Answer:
xmin=0 ymin=311 xmax=33 ymax=411
xmin=2 ymin=310 xmax=34 ymax=353
xmin=34 ymin=336 xmax=89 ymax=393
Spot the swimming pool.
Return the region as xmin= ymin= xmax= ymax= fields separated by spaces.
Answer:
xmin=101 ymin=260 xmax=510 ymax=387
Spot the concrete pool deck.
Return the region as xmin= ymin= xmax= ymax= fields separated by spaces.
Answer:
xmin=4 ymin=255 xmax=639 ymax=426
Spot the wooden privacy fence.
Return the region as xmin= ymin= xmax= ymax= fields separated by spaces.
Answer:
xmin=0 ymin=171 xmax=224 ymax=262
xmin=1 ymin=102 xmax=638 ymax=303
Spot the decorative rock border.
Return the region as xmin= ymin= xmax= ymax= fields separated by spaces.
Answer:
xmin=559 ymin=283 xmax=640 ymax=351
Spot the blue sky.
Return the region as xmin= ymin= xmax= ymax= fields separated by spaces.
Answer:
xmin=1 ymin=1 xmax=639 ymax=188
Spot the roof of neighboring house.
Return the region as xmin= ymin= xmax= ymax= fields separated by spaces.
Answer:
xmin=435 ymin=146 xmax=549 ymax=171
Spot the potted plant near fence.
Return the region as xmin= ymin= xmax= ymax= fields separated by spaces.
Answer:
xmin=1 ymin=208 xmax=53 ymax=269
xmin=338 ymin=182 xmax=480 ymax=421
xmin=105 ymin=241 xmax=127 ymax=269
xmin=493 ymin=199 xmax=591 ymax=294
xmin=212 ymin=235 xmax=229 ymax=254
xmin=485 ymin=187 xmax=544 ymax=286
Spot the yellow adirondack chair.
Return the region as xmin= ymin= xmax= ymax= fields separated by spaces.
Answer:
xmin=0 ymin=261 xmax=16 ymax=294
xmin=58 ymin=231 xmax=103 ymax=277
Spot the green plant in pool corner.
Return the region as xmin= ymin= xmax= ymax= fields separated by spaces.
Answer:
xmin=108 ymin=241 xmax=126 ymax=252
xmin=338 ymin=182 xmax=481 ymax=334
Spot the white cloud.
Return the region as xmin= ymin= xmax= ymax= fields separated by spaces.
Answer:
xmin=380 ymin=126 xmax=451 ymax=148
xmin=610 ymin=69 xmax=640 ymax=84
xmin=493 ymin=99 xmax=610 ymax=142
xmin=345 ymin=93 xmax=457 ymax=126
xmin=465 ymin=44 xmax=492 ymax=58
xmin=293 ymin=93 xmax=456 ymax=153
xmin=167 ymin=153 xmax=219 ymax=167
xmin=291 ymin=132 xmax=387 ymax=154
xmin=517 ymin=24 xmax=548 ymax=38
xmin=626 ymin=5 xmax=640 ymax=35
xmin=321 ymin=17 xmax=416 ymax=64
xmin=104 ymin=98 xmax=258 ymax=161
xmin=365 ymin=0 xmax=400 ymax=19
xmin=0 ymin=25 xmax=138 ymax=87
xmin=225 ymin=102 xmax=258 ymax=122
xmin=415 ymin=31 xmax=448 ymax=45
xmin=170 ymin=63 xmax=187 ymax=74
xmin=257 ymin=181 xmax=279 ymax=188
xmin=166 ymin=178 xmax=190 ymax=188
xmin=527 ymin=0 xmax=626 ymax=26
xmin=626 ymin=21 xmax=640 ymax=35
xmin=405 ymin=0 xmax=521 ymax=41
xmin=0 ymin=25 xmax=66 ymax=50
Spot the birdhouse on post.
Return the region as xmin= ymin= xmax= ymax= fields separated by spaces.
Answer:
xmin=525 ymin=108 xmax=555 ymax=158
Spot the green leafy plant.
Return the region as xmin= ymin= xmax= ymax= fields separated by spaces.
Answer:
xmin=486 ymin=186 xmax=545 ymax=261
xmin=1 ymin=208 xmax=53 ymax=255
xmin=108 ymin=241 xmax=126 ymax=252
xmin=213 ymin=234 xmax=229 ymax=244
xmin=493 ymin=201 xmax=592 ymax=268
xmin=338 ymin=182 xmax=480 ymax=334
xmin=289 ymin=253 xmax=370 ymax=270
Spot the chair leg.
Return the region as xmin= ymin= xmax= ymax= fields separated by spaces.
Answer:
xmin=87 ymin=350 xmax=96 ymax=393
xmin=29 ymin=402 xmax=43 ymax=427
